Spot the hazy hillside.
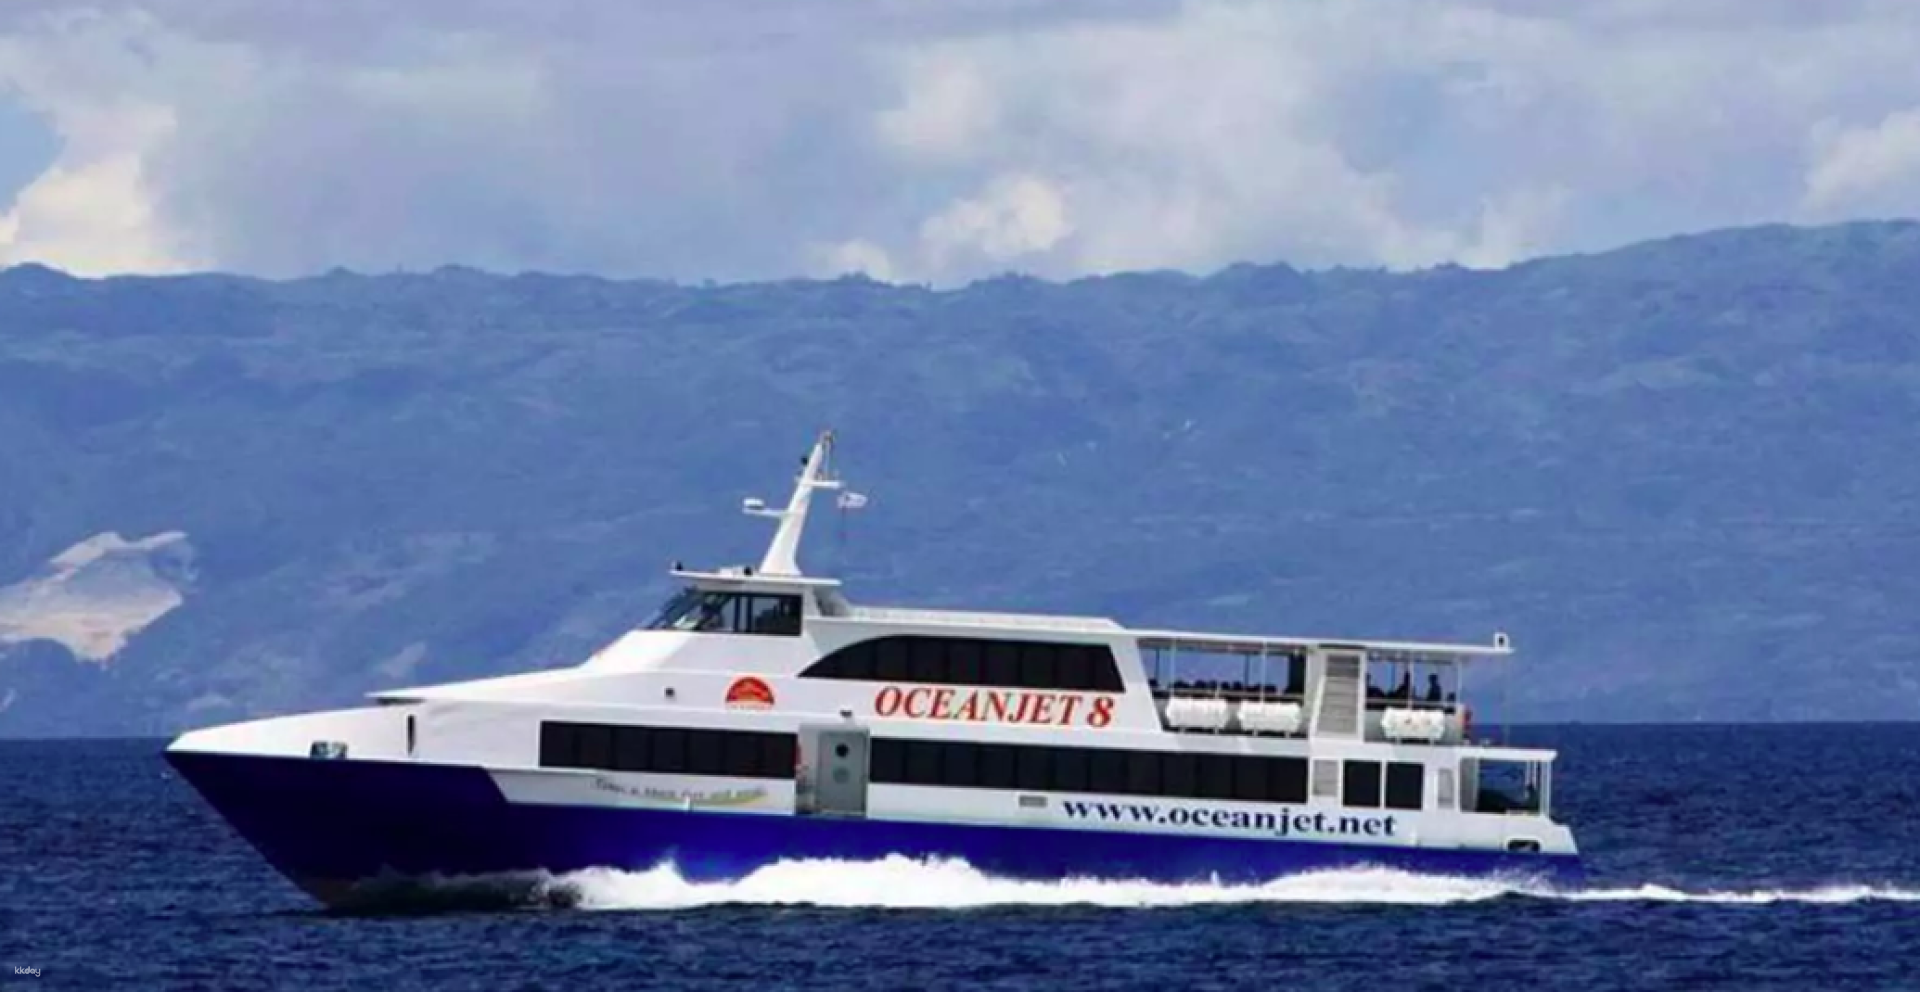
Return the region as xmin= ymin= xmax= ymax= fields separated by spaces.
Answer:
xmin=2 ymin=221 xmax=1917 ymax=736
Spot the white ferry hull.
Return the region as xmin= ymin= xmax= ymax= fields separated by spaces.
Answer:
xmin=168 ymin=749 xmax=1582 ymax=907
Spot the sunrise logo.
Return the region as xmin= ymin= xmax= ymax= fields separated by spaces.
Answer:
xmin=725 ymin=676 xmax=776 ymax=710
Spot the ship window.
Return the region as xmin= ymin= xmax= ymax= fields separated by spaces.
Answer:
xmin=1089 ymin=748 xmax=1127 ymax=794
xmin=800 ymin=636 xmax=1124 ymax=691
xmin=688 ymin=731 xmax=726 ymax=775
xmin=538 ymin=723 xmax=575 ymax=767
xmin=910 ymin=639 xmax=946 ymax=684
xmin=577 ymin=724 xmax=613 ymax=770
xmin=1162 ymin=752 xmax=1198 ymax=796
xmin=867 ymin=739 xmax=1317 ymax=804
xmin=1232 ymin=755 xmax=1269 ymax=802
xmin=979 ymin=744 xmax=1018 ymax=789
xmin=984 ymin=643 xmax=1020 ymax=686
xmin=905 ymin=739 xmax=942 ymax=785
xmin=651 ymin=728 xmax=687 ymax=773
xmin=944 ymin=742 xmax=981 ymax=787
xmin=1272 ymin=757 xmax=1309 ymax=803
xmin=537 ymin=722 xmax=794 ymax=779
xmin=1198 ymin=754 xmax=1233 ymax=799
xmin=1016 ymin=746 xmax=1051 ymax=791
xmin=876 ymin=639 xmax=911 ymax=680
xmin=1017 ymin=644 xmax=1057 ymax=689
xmin=1385 ymin=762 xmax=1425 ymax=811
xmin=615 ymin=726 xmax=650 ymax=771
xmin=1054 ymin=748 xmax=1090 ymax=792
xmin=762 ymin=735 xmax=797 ymax=778
xmin=948 ymin=641 xmax=984 ymax=685
xmin=1126 ymin=752 xmax=1162 ymax=795
xmin=827 ymin=641 xmax=875 ymax=680
xmin=1056 ymin=645 xmax=1092 ymax=690
xmin=869 ymin=737 xmax=904 ymax=782
xmin=1343 ymin=760 xmax=1384 ymax=809
xmin=647 ymin=589 xmax=802 ymax=637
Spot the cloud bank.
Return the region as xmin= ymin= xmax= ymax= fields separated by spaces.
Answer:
xmin=2 ymin=1 xmax=1919 ymax=283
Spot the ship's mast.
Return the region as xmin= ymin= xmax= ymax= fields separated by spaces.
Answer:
xmin=745 ymin=431 xmax=841 ymax=577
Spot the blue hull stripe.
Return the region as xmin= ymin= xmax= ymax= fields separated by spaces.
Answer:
xmin=168 ymin=751 xmax=1580 ymax=900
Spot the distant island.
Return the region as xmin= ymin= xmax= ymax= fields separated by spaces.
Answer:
xmin=2 ymin=219 xmax=1917 ymax=736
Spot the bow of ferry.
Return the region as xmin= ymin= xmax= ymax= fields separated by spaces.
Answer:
xmin=169 ymin=432 xmax=1580 ymax=906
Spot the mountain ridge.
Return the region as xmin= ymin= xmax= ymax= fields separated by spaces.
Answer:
xmin=1 ymin=220 xmax=1916 ymax=735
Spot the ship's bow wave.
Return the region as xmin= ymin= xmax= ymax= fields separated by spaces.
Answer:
xmin=323 ymin=857 xmax=1920 ymax=914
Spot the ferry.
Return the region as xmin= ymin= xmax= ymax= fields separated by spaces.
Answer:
xmin=167 ymin=432 xmax=1579 ymax=905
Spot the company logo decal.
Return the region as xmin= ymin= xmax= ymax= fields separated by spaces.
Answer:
xmin=873 ymin=685 xmax=1115 ymax=728
xmin=726 ymin=676 xmax=776 ymax=710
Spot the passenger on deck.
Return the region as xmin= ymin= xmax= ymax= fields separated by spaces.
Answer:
xmin=1394 ymin=672 xmax=1412 ymax=699
xmin=1426 ymin=673 xmax=1444 ymax=704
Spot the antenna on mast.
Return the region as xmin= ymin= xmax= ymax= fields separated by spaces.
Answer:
xmin=742 ymin=430 xmax=862 ymax=577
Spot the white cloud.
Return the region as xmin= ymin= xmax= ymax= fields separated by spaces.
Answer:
xmin=1804 ymin=107 xmax=1920 ymax=214
xmin=921 ymin=173 xmax=1073 ymax=270
xmin=0 ymin=1 xmax=1918 ymax=284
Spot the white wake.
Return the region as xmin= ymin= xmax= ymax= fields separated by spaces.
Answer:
xmin=506 ymin=857 xmax=1920 ymax=912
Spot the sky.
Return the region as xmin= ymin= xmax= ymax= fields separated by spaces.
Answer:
xmin=1 ymin=0 xmax=1919 ymax=285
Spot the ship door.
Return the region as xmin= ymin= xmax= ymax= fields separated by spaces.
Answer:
xmin=796 ymin=725 xmax=869 ymax=817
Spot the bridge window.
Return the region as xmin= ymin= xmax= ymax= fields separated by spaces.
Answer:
xmin=647 ymin=588 xmax=802 ymax=636
xmin=802 ymin=636 xmax=1124 ymax=691
xmin=540 ymin=722 xmax=795 ymax=779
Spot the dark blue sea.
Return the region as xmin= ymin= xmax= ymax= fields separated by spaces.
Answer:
xmin=3 ymin=725 xmax=1917 ymax=991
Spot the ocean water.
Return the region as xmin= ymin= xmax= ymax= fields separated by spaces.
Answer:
xmin=2 ymin=725 xmax=1917 ymax=991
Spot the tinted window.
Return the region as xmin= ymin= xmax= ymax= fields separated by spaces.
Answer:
xmin=1016 ymin=746 xmax=1052 ymax=791
xmin=1162 ymin=753 xmax=1198 ymax=796
xmin=1272 ymin=757 xmax=1309 ymax=803
xmin=944 ymin=742 xmax=981 ymax=787
xmin=763 ymin=735 xmax=796 ymax=778
xmin=538 ymin=722 xmax=793 ymax=780
xmin=870 ymin=738 xmax=904 ymax=782
xmin=539 ymin=723 xmax=574 ymax=767
xmin=910 ymin=638 xmax=946 ymax=684
xmin=949 ymin=641 xmax=983 ymax=686
xmin=652 ymin=728 xmax=687 ymax=773
xmin=1054 ymin=748 xmax=1090 ymax=793
xmin=1344 ymin=760 xmax=1383 ymax=809
xmin=615 ymin=726 xmax=650 ymax=771
xmin=876 ymin=639 xmax=911 ymax=681
xmin=687 ymin=730 xmax=726 ymax=775
xmin=905 ymin=739 xmax=942 ymax=785
xmin=577 ymin=725 xmax=613 ymax=770
xmin=1232 ymin=755 xmax=1269 ymax=802
xmin=801 ymin=636 xmax=1124 ymax=692
xmin=1198 ymin=753 xmax=1235 ymax=799
xmin=1057 ymin=645 xmax=1093 ymax=690
xmin=979 ymin=744 xmax=1018 ymax=789
xmin=863 ymin=737 xmax=1320 ymax=805
xmin=1018 ymin=643 xmax=1057 ymax=689
xmin=1385 ymin=761 xmax=1424 ymax=811
xmin=1125 ymin=752 xmax=1161 ymax=796
xmin=833 ymin=641 xmax=875 ymax=680
xmin=1089 ymin=748 xmax=1128 ymax=794
xmin=984 ymin=643 xmax=1020 ymax=686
